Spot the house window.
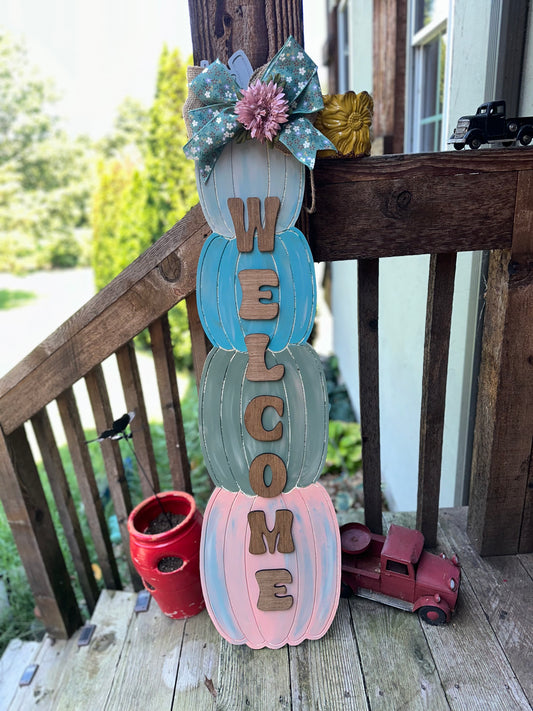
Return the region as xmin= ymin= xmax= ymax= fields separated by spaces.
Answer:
xmin=409 ymin=0 xmax=448 ymax=152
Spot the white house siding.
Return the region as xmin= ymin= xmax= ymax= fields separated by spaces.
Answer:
xmin=331 ymin=0 xmax=501 ymax=511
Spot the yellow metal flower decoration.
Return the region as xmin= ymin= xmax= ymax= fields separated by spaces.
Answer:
xmin=315 ymin=91 xmax=373 ymax=157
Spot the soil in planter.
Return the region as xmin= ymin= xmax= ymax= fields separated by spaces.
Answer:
xmin=144 ymin=511 xmax=186 ymax=535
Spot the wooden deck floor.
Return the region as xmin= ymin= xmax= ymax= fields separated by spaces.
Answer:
xmin=1 ymin=508 xmax=532 ymax=711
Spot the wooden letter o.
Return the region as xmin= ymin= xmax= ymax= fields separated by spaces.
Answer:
xmin=249 ymin=453 xmax=287 ymax=498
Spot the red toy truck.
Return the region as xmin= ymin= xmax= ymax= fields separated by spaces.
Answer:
xmin=340 ymin=522 xmax=460 ymax=625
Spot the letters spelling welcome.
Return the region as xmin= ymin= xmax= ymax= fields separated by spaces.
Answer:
xmin=229 ymin=196 xmax=296 ymax=613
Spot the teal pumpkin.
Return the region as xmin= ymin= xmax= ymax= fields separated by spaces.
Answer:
xmin=199 ymin=344 xmax=328 ymax=494
xmin=196 ymin=228 xmax=316 ymax=352
xmin=196 ymin=141 xmax=305 ymax=237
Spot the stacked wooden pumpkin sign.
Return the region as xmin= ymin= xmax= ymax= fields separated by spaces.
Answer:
xmin=184 ymin=37 xmax=341 ymax=649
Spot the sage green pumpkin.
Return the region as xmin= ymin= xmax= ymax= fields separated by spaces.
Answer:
xmin=198 ymin=344 xmax=328 ymax=494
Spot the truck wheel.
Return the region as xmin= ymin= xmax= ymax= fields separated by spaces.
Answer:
xmin=453 ymin=143 xmax=465 ymax=150
xmin=519 ymin=130 xmax=532 ymax=146
xmin=418 ymin=606 xmax=447 ymax=625
xmin=468 ymin=136 xmax=482 ymax=150
xmin=340 ymin=582 xmax=353 ymax=599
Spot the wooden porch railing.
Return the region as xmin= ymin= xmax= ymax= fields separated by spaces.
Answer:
xmin=0 ymin=149 xmax=532 ymax=639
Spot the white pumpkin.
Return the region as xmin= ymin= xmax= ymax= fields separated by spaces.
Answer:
xmin=196 ymin=140 xmax=305 ymax=237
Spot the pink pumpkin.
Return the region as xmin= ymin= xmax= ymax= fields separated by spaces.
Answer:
xmin=200 ymin=484 xmax=341 ymax=649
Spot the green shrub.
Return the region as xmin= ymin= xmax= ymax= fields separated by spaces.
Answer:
xmin=323 ymin=420 xmax=363 ymax=478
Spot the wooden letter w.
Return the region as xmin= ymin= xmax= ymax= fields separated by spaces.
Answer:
xmin=228 ymin=197 xmax=280 ymax=253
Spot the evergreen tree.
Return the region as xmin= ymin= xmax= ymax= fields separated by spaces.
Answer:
xmin=91 ymin=46 xmax=197 ymax=369
xmin=145 ymin=45 xmax=197 ymax=237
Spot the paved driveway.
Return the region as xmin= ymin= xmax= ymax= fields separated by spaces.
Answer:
xmin=0 ymin=268 xmax=170 ymax=448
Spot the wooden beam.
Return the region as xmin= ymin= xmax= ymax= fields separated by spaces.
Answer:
xmin=188 ymin=0 xmax=304 ymax=67
xmin=468 ymin=170 xmax=533 ymax=555
xmin=309 ymin=153 xmax=523 ymax=261
xmin=0 ymin=425 xmax=82 ymax=638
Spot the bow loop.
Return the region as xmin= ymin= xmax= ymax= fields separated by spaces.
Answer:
xmin=184 ymin=37 xmax=334 ymax=181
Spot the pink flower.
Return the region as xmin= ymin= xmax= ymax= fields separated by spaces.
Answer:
xmin=235 ymin=80 xmax=289 ymax=142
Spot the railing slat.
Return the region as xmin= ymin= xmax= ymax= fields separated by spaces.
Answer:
xmin=84 ymin=366 xmax=142 ymax=590
xmin=0 ymin=424 xmax=82 ymax=637
xmin=149 ymin=315 xmax=192 ymax=494
xmin=116 ymin=341 xmax=160 ymax=498
xmin=56 ymin=387 xmax=122 ymax=590
xmin=358 ymin=258 xmax=383 ymax=534
xmin=417 ymin=252 xmax=457 ymax=547
xmin=31 ymin=408 xmax=99 ymax=613
xmin=186 ymin=292 xmax=211 ymax=392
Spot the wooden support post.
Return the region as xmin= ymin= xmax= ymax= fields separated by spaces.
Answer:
xmin=417 ymin=253 xmax=457 ymax=548
xmin=358 ymin=258 xmax=382 ymax=534
xmin=0 ymin=424 xmax=82 ymax=638
xmin=468 ymin=170 xmax=533 ymax=555
xmin=188 ymin=0 xmax=304 ymax=66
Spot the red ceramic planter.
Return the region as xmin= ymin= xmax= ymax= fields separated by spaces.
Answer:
xmin=128 ymin=491 xmax=205 ymax=619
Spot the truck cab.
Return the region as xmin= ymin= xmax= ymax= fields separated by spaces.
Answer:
xmin=340 ymin=523 xmax=460 ymax=624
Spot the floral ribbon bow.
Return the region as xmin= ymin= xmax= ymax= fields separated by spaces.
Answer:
xmin=184 ymin=36 xmax=335 ymax=182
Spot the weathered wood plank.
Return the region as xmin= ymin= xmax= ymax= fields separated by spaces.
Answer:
xmin=0 ymin=205 xmax=209 ymax=435
xmin=216 ymin=641 xmax=291 ymax=710
xmin=468 ymin=169 xmax=533 ymax=554
xmin=0 ymin=426 xmax=82 ymax=639
xmin=172 ymin=611 xmax=220 ymax=710
xmin=349 ymin=596 xmax=450 ymax=711
xmin=31 ymin=408 xmax=99 ymax=613
xmin=417 ymin=253 xmax=457 ymax=547
xmin=421 ymin=569 xmax=530 ymax=710
xmin=84 ymin=365 xmax=141 ymax=589
xmin=0 ymin=639 xmax=39 ymax=710
xmin=289 ymin=599 xmax=369 ymax=710
xmin=104 ymin=598 xmax=186 ymax=711
xmin=440 ymin=508 xmax=533 ymax=706
xmin=50 ymin=590 xmax=135 ymax=710
xmin=57 ymin=387 xmax=121 ymax=590
xmin=310 ymin=168 xmax=517 ymax=261
xmin=188 ymin=0 xmax=303 ymax=67
xmin=149 ymin=315 xmax=192 ymax=494
xmin=357 ymin=258 xmax=382 ymax=534
xmin=116 ymin=341 xmax=160 ymax=498
xmin=7 ymin=635 xmax=74 ymax=711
